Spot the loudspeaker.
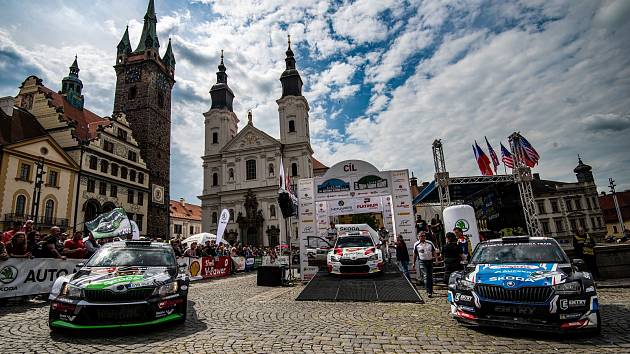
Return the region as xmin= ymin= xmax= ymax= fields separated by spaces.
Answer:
xmin=257 ymin=266 xmax=284 ymax=286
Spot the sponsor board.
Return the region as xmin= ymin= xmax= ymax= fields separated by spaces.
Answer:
xmin=0 ymin=259 xmax=83 ymax=298
xmin=185 ymin=256 xmax=232 ymax=280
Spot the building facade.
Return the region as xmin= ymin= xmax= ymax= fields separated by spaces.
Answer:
xmin=599 ymin=190 xmax=630 ymax=236
xmin=199 ymin=41 xmax=324 ymax=247
xmin=13 ymin=62 xmax=149 ymax=235
xmin=0 ymin=107 xmax=79 ymax=232
xmin=112 ymin=0 xmax=175 ymax=237
xmin=170 ymin=198 xmax=202 ymax=240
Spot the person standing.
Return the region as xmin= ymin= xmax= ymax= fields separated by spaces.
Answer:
xmin=395 ymin=236 xmax=410 ymax=279
xmin=413 ymin=231 xmax=437 ymax=298
xmin=416 ymin=215 xmax=428 ymax=234
xmin=2 ymin=222 xmax=21 ymax=244
xmin=442 ymin=232 xmax=464 ymax=284
xmin=6 ymin=232 xmax=31 ymax=258
xmin=430 ymin=214 xmax=444 ymax=247
xmin=574 ymin=227 xmax=598 ymax=278
xmin=453 ymin=227 xmax=470 ymax=262
xmin=378 ymin=226 xmax=390 ymax=263
xmin=63 ymin=231 xmax=87 ymax=259
xmin=40 ymin=227 xmax=66 ymax=259
xmin=0 ymin=241 xmax=7 ymax=261
xmin=326 ymin=221 xmax=338 ymax=243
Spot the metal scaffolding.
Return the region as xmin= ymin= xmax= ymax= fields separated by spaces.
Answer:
xmin=430 ymin=134 xmax=542 ymax=237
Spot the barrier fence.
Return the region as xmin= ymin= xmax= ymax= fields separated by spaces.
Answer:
xmin=0 ymin=255 xmax=277 ymax=299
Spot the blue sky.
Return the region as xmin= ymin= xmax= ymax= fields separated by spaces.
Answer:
xmin=1 ymin=0 xmax=629 ymax=204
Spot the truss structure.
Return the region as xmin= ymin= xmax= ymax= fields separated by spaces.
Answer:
xmin=432 ymin=139 xmax=450 ymax=210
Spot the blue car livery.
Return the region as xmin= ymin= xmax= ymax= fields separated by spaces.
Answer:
xmin=448 ymin=236 xmax=600 ymax=333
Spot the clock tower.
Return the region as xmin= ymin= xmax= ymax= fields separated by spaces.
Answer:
xmin=113 ymin=0 xmax=175 ymax=237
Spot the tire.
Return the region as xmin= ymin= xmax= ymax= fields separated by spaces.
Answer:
xmin=48 ymin=308 xmax=61 ymax=333
xmin=176 ymin=297 xmax=188 ymax=324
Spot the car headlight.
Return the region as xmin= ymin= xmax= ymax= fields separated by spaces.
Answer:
xmin=368 ymin=253 xmax=378 ymax=261
xmin=330 ymin=254 xmax=341 ymax=262
xmin=456 ymin=279 xmax=475 ymax=291
xmin=553 ymin=281 xmax=582 ymax=294
xmin=153 ymin=282 xmax=179 ymax=297
xmin=61 ymin=283 xmax=83 ymax=299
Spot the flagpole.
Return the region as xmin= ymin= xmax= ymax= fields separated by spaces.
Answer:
xmin=504 ymin=164 xmax=507 ymax=175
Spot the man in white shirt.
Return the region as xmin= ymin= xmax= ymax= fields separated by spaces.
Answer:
xmin=326 ymin=222 xmax=338 ymax=243
xmin=412 ymin=231 xmax=437 ymax=297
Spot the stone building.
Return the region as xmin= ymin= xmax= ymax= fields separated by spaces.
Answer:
xmin=170 ymin=198 xmax=202 ymax=240
xmin=112 ymin=0 xmax=175 ymax=237
xmin=0 ymin=106 xmax=79 ymax=232
xmin=599 ymin=190 xmax=630 ymax=236
xmin=199 ymin=41 xmax=326 ymax=247
xmin=13 ymin=61 xmax=149 ymax=235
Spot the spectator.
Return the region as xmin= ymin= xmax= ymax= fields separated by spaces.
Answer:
xmin=171 ymin=239 xmax=184 ymax=257
xmin=453 ymin=227 xmax=470 ymax=262
xmin=378 ymin=227 xmax=390 ymax=263
xmin=21 ymin=220 xmax=34 ymax=234
xmin=2 ymin=221 xmax=21 ymax=244
xmin=26 ymin=231 xmax=42 ymax=257
xmin=63 ymin=231 xmax=87 ymax=259
xmin=184 ymin=242 xmax=200 ymax=257
xmin=442 ymin=232 xmax=464 ymax=285
xmin=40 ymin=227 xmax=66 ymax=259
xmin=430 ymin=214 xmax=444 ymax=247
xmin=0 ymin=241 xmax=8 ymax=261
xmin=415 ymin=215 xmax=428 ymax=234
xmin=326 ymin=221 xmax=338 ymax=243
xmin=6 ymin=232 xmax=31 ymax=258
xmin=84 ymin=233 xmax=100 ymax=258
xmin=413 ymin=231 xmax=437 ymax=298
xmin=395 ymin=236 xmax=410 ymax=279
xmin=573 ymin=227 xmax=598 ymax=278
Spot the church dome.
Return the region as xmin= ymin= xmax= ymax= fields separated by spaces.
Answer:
xmin=573 ymin=157 xmax=592 ymax=174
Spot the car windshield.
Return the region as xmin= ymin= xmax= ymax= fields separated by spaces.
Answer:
xmin=335 ymin=236 xmax=373 ymax=248
xmin=471 ymin=242 xmax=568 ymax=264
xmin=86 ymin=247 xmax=176 ymax=267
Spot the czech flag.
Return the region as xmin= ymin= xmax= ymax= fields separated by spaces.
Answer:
xmin=473 ymin=141 xmax=494 ymax=176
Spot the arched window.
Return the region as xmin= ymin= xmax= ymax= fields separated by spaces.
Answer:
xmin=212 ymin=212 xmax=218 ymax=224
xmin=212 ymin=173 xmax=219 ymax=186
xmin=100 ymin=160 xmax=108 ymax=173
xmin=270 ymin=205 xmax=276 ymax=218
xmin=291 ymin=162 xmax=298 ymax=177
xmin=44 ymin=199 xmax=54 ymax=223
xmin=228 ymin=168 xmax=234 ymax=181
xmin=268 ymin=163 xmax=274 ymax=177
xmin=288 ymin=120 xmax=295 ymax=133
xmin=15 ymin=195 xmax=26 ymax=216
xmin=246 ymin=159 xmax=256 ymax=180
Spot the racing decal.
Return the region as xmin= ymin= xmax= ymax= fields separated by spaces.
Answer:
xmin=447 ymin=290 xmax=453 ymax=303
xmin=559 ymin=299 xmax=586 ymax=310
xmin=458 ymin=305 xmax=476 ymax=313
xmin=549 ymin=294 xmax=559 ymax=314
xmin=585 ymin=286 xmax=596 ymax=293
xmin=590 ymin=296 xmax=599 ymax=312
xmin=455 ymin=293 xmax=473 ymax=302
xmin=467 ymin=265 xmax=481 ymax=283
xmin=473 ymin=263 xmax=567 ymax=287
xmin=472 ymin=292 xmax=481 ymax=308
xmin=559 ymin=313 xmax=582 ymax=320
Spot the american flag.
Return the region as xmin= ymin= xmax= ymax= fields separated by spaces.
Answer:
xmin=500 ymin=143 xmax=514 ymax=169
xmin=485 ymin=136 xmax=500 ymax=173
xmin=519 ymin=135 xmax=540 ymax=163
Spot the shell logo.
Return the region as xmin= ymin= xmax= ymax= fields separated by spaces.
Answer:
xmin=189 ymin=260 xmax=201 ymax=276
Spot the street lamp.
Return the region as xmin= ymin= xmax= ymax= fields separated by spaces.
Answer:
xmin=72 ymin=125 xmax=93 ymax=233
xmin=609 ymin=177 xmax=625 ymax=234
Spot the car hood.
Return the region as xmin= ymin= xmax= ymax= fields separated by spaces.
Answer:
xmin=336 ymin=247 xmax=374 ymax=257
xmin=466 ymin=263 xmax=569 ymax=287
xmin=69 ymin=266 xmax=173 ymax=290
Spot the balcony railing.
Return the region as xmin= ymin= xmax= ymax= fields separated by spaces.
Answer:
xmin=3 ymin=213 xmax=69 ymax=228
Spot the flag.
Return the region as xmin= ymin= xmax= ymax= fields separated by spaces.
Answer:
xmin=485 ymin=136 xmax=500 ymax=173
xmin=473 ymin=141 xmax=493 ymax=176
xmin=519 ymin=135 xmax=540 ymax=164
xmin=85 ymin=208 xmax=132 ymax=239
xmin=500 ymin=142 xmax=514 ymax=169
xmin=278 ymin=157 xmax=287 ymax=192
xmin=216 ymin=209 xmax=230 ymax=245
xmin=514 ymin=139 xmax=536 ymax=167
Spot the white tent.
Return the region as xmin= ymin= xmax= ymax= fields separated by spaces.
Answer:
xmin=181 ymin=232 xmax=230 ymax=249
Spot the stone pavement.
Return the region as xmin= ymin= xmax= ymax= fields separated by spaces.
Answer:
xmin=1 ymin=273 xmax=630 ymax=353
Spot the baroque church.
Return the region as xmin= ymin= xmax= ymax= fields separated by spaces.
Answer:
xmin=199 ymin=39 xmax=326 ymax=247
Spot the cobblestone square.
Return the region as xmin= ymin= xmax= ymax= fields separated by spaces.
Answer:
xmin=1 ymin=273 xmax=630 ymax=353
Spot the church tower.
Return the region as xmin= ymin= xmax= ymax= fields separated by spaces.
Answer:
xmin=112 ymin=0 xmax=175 ymax=237
xmin=277 ymin=36 xmax=313 ymax=180
xmin=60 ymin=56 xmax=84 ymax=110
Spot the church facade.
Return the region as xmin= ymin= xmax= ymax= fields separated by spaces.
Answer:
xmin=199 ymin=41 xmax=319 ymax=247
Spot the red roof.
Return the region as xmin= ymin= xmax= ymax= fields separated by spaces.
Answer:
xmin=39 ymin=86 xmax=110 ymax=140
xmin=599 ymin=191 xmax=630 ymax=222
xmin=170 ymin=200 xmax=202 ymax=221
xmin=312 ymin=157 xmax=328 ymax=171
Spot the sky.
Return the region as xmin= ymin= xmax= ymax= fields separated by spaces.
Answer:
xmin=1 ymin=0 xmax=629 ymax=204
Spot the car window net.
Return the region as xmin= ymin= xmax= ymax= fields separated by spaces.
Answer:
xmin=471 ymin=243 xmax=567 ymax=263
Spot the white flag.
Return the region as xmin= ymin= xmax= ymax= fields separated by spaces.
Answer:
xmin=279 ymin=157 xmax=286 ymax=192
xmin=216 ymin=209 xmax=230 ymax=245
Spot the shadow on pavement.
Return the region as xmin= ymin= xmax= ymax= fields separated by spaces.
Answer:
xmin=49 ymin=299 xmax=208 ymax=344
xmin=467 ymin=304 xmax=630 ymax=345
xmin=0 ymin=298 xmax=49 ymax=317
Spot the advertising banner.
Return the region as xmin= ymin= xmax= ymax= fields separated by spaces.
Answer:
xmin=182 ymin=256 xmax=231 ymax=280
xmin=0 ymin=258 xmax=83 ymax=298
xmin=245 ymin=257 xmax=255 ymax=271
xmin=253 ymin=256 xmax=263 ymax=269
xmin=216 ymin=209 xmax=230 ymax=245
xmin=232 ymin=256 xmax=246 ymax=272
xmin=298 ymin=178 xmax=318 ymax=281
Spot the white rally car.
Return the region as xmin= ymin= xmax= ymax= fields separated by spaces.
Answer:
xmin=327 ymin=231 xmax=384 ymax=275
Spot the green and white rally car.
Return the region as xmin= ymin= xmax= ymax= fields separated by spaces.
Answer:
xmin=49 ymin=240 xmax=189 ymax=330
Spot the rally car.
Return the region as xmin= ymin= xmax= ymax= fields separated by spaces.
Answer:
xmin=48 ymin=240 xmax=189 ymax=330
xmin=327 ymin=231 xmax=384 ymax=275
xmin=447 ymin=236 xmax=600 ymax=333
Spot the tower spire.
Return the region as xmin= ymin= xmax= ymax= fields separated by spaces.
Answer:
xmin=162 ymin=38 xmax=176 ymax=69
xmin=280 ymin=34 xmax=303 ymax=97
xmin=117 ymin=25 xmax=132 ymax=55
xmin=135 ymin=0 xmax=159 ymax=53
xmin=209 ymin=50 xmax=234 ymax=112
xmin=61 ymin=55 xmax=84 ymax=110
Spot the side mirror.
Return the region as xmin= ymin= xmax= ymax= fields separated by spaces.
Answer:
xmin=572 ymin=259 xmax=585 ymax=270
xmin=77 ymin=262 xmax=84 ymax=267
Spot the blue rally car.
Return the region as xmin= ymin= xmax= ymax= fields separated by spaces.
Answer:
xmin=448 ymin=236 xmax=600 ymax=333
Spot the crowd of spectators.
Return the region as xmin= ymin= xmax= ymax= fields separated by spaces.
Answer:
xmin=1 ymin=221 xmax=102 ymax=260
xmin=170 ymin=238 xmax=287 ymax=260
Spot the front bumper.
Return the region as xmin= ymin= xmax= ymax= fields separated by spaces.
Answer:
xmin=447 ymin=289 xmax=599 ymax=332
xmin=49 ymin=293 xmax=187 ymax=329
xmin=327 ymin=259 xmax=383 ymax=275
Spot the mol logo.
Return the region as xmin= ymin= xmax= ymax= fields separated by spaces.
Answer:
xmin=455 ymin=219 xmax=470 ymax=232
xmin=0 ymin=265 xmax=18 ymax=284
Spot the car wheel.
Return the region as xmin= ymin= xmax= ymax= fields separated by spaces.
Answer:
xmin=48 ymin=309 xmax=61 ymax=333
xmin=177 ymin=297 xmax=188 ymax=324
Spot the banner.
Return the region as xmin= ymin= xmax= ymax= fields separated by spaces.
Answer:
xmin=181 ymin=256 xmax=231 ymax=280
xmin=216 ymin=209 xmax=230 ymax=245
xmin=245 ymin=257 xmax=255 ymax=272
xmin=231 ymin=256 xmax=246 ymax=272
xmin=253 ymin=256 xmax=263 ymax=269
xmin=0 ymin=258 xmax=83 ymax=298
xmin=85 ymin=207 xmax=132 ymax=239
